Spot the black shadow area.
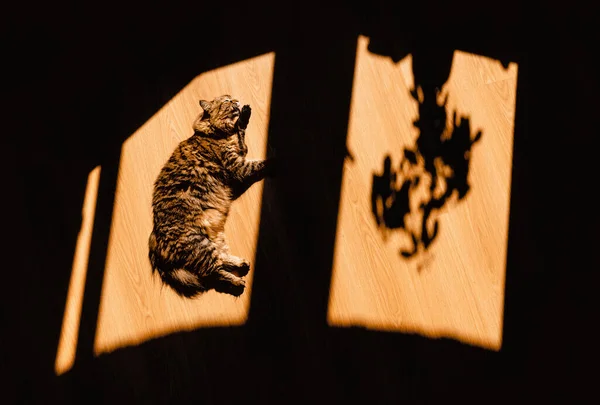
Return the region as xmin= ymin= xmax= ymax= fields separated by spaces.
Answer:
xmin=3 ymin=1 xmax=598 ymax=404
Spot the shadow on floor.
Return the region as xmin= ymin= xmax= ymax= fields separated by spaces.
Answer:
xmin=371 ymin=48 xmax=484 ymax=261
xmin=3 ymin=1 xmax=598 ymax=403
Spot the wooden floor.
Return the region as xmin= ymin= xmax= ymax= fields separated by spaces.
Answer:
xmin=55 ymin=36 xmax=517 ymax=376
xmin=329 ymin=37 xmax=517 ymax=350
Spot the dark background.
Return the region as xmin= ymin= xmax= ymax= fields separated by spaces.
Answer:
xmin=2 ymin=1 xmax=598 ymax=403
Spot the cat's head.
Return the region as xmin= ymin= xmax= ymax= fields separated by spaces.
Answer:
xmin=193 ymin=95 xmax=242 ymax=135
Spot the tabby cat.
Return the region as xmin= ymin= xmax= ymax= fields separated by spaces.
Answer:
xmin=148 ymin=95 xmax=275 ymax=298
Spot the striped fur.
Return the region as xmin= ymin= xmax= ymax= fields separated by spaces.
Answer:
xmin=148 ymin=95 xmax=274 ymax=298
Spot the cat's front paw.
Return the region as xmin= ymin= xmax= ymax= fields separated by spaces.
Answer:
xmin=238 ymin=104 xmax=252 ymax=129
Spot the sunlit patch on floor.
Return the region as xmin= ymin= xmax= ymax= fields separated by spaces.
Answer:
xmin=327 ymin=36 xmax=518 ymax=351
xmin=93 ymin=52 xmax=275 ymax=356
xmin=55 ymin=166 xmax=101 ymax=375
xmin=54 ymin=52 xmax=275 ymax=370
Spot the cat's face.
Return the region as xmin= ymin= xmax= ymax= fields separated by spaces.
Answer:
xmin=198 ymin=95 xmax=242 ymax=134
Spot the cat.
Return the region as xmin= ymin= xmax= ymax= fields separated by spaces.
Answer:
xmin=148 ymin=95 xmax=275 ymax=298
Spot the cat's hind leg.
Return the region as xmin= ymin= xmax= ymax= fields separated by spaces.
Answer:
xmin=213 ymin=232 xmax=250 ymax=277
xmin=212 ymin=267 xmax=247 ymax=297
xmin=219 ymin=254 xmax=250 ymax=277
xmin=188 ymin=244 xmax=248 ymax=297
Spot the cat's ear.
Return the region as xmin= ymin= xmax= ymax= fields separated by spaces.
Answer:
xmin=199 ymin=100 xmax=211 ymax=116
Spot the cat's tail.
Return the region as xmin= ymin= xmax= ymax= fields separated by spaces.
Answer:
xmin=148 ymin=231 xmax=209 ymax=298
xmin=156 ymin=267 xmax=209 ymax=298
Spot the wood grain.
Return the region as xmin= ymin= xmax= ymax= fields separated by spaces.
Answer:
xmin=95 ymin=52 xmax=275 ymax=356
xmin=55 ymin=36 xmax=517 ymax=375
xmin=55 ymin=166 xmax=101 ymax=375
xmin=327 ymin=36 xmax=517 ymax=350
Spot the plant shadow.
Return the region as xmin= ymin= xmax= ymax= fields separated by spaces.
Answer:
xmin=371 ymin=49 xmax=484 ymax=262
